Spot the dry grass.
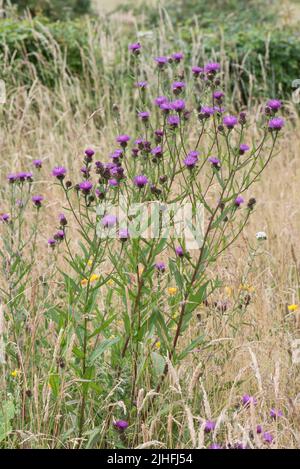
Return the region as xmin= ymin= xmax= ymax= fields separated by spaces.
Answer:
xmin=0 ymin=9 xmax=300 ymax=449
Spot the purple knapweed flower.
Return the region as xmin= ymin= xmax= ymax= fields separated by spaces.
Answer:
xmin=0 ymin=213 xmax=9 ymax=222
xmin=136 ymin=81 xmax=147 ymax=89
xmin=102 ymin=214 xmax=117 ymax=228
xmin=108 ymin=178 xmax=119 ymax=187
xmin=183 ymin=151 xmax=199 ymax=169
xmin=116 ymin=134 xmax=131 ymax=147
xmin=48 ymin=238 xmax=56 ymax=247
xmin=223 ymin=115 xmax=238 ymax=129
xmin=213 ymin=90 xmax=224 ymax=101
xmin=192 ymin=66 xmax=203 ymax=76
xmin=208 ymin=443 xmax=222 ymax=449
xmin=155 ymin=56 xmax=168 ymax=67
xmin=33 ymin=159 xmax=42 ymax=169
xmin=239 ymin=144 xmax=250 ymax=154
xmin=79 ymin=181 xmax=93 ymax=194
xmin=234 ymin=443 xmax=247 ymax=450
xmin=204 ymin=420 xmax=216 ymax=433
xmin=242 ymin=394 xmax=257 ymax=406
xmin=154 ymin=96 xmax=168 ymax=106
xmin=52 ymin=166 xmax=67 ymax=180
xmin=32 ymin=195 xmax=44 ymax=207
xmin=54 ymin=230 xmax=65 ymax=241
xmin=155 ymin=262 xmax=165 ymax=273
xmin=119 ymin=228 xmax=129 ymax=241
xmin=263 ymin=432 xmax=273 ymax=444
xmin=214 ymin=105 xmax=225 ymax=114
xmin=172 ymin=81 xmax=186 ymax=94
xmin=114 ymin=420 xmax=129 ymax=431
xmin=151 ymin=146 xmax=163 ymax=158
xmin=200 ymin=106 xmax=215 ymax=118
xmin=171 ymin=99 xmax=186 ymax=112
xmin=204 ymin=62 xmax=220 ymax=74
xmin=270 ymin=409 xmax=283 ymax=419
xmin=133 ymin=175 xmax=148 ymax=188
xmin=267 ymin=99 xmax=281 ymax=112
xmin=59 ymin=213 xmax=67 ymax=226
xmin=110 ymin=149 xmax=123 ymax=161
xmin=85 ymin=148 xmax=95 ymax=158
xmin=171 ymin=52 xmax=184 ymax=62
xmin=256 ymin=425 xmax=263 ymax=434
xmin=168 ymin=114 xmax=180 ymax=128
xmin=160 ymin=101 xmax=172 ymax=113
xmin=208 ymin=156 xmax=220 ymax=168
xmin=138 ymin=111 xmax=150 ymax=121
xmin=7 ymin=173 xmax=17 ymax=183
xmin=175 ymin=246 xmax=184 ymax=257
xmin=129 ymin=43 xmax=141 ymax=55
xmin=268 ymin=117 xmax=284 ymax=131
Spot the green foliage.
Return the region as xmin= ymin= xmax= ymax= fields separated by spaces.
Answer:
xmin=8 ymin=0 xmax=91 ymax=20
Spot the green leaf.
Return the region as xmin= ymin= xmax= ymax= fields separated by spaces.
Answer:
xmin=89 ymin=337 xmax=120 ymax=363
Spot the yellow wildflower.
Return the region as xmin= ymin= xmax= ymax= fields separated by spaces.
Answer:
xmin=107 ymin=279 xmax=114 ymax=287
xmin=224 ymin=286 xmax=233 ymax=297
xmin=155 ymin=341 xmax=161 ymax=349
xmin=87 ymin=259 xmax=93 ymax=267
xmin=288 ymin=304 xmax=299 ymax=312
xmin=10 ymin=369 xmax=19 ymax=378
xmin=167 ymin=287 xmax=177 ymax=296
xmin=239 ymin=284 xmax=255 ymax=293
xmin=81 ymin=273 xmax=100 ymax=286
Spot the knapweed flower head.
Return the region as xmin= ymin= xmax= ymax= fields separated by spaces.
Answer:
xmin=155 ymin=261 xmax=166 ymax=273
xmin=47 ymin=238 xmax=56 ymax=247
xmin=234 ymin=196 xmax=244 ymax=207
xmin=0 ymin=213 xmax=9 ymax=222
xmin=110 ymin=149 xmax=123 ymax=161
xmin=223 ymin=115 xmax=238 ymax=129
xmin=208 ymin=157 xmax=220 ymax=168
xmin=256 ymin=231 xmax=267 ymax=241
xmin=116 ymin=134 xmax=131 ymax=147
xmin=151 ymin=146 xmax=163 ymax=158
xmin=192 ymin=66 xmax=203 ymax=76
xmin=7 ymin=173 xmax=17 ymax=183
xmin=239 ymin=144 xmax=250 ymax=154
xmin=160 ymin=101 xmax=172 ymax=113
xmin=54 ymin=230 xmax=65 ymax=241
xmin=133 ymin=175 xmax=148 ymax=188
xmin=209 ymin=443 xmax=222 ymax=449
xmin=171 ymin=99 xmax=186 ymax=112
xmin=102 ymin=214 xmax=117 ymax=228
xmin=204 ymin=62 xmax=220 ymax=74
xmin=266 ymin=99 xmax=281 ymax=112
xmin=85 ymin=148 xmax=95 ymax=158
xmin=114 ymin=420 xmax=129 ymax=431
xmin=155 ymin=56 xmax=168 ymax=67
xmin=79 ymin=181 xmax=93 ymax=194
xmin=168 ymin=114 xmax=180 ymax=128
xmin=242 ymin=394 xmax=257 ymax=406
xmin=213 ymin=90 xmax=224 ymax=101
xmin=154 ymin=96 xmax=168 ymax=106
xmin=138 ymin=111 xmax=150 ymax=121
xmin=256 ymin=425 xmax=263 ymax=434
xmin=59 ymin=213 xmax=67 ymax=226
xmin=270 ymin=408 xmax=283 ymax=419
xmin=200 ymin=106 xmax=215 ymax=118
xmin=108 ymin=178 xmax=119 ymax=187
xmin=183 ymin=151 xmax=199 ymax=169
xmin=128 ymin=42 xmax=141 ymax=54
xmin=268 ymin=117 xmax=284 ymax=131
xmin=171 ymin=52 xmax=184 ymax=62
xmin=172 ymin=81 xmax=186 ymax=94
xmin=52 ymin=166 xmax=67 ymax=180
xmin=136 ymin=81 xmax=147 ymax=89
xmin=33 ymin=159 xmax=42 ymax=169
xmin=204 ymin=420 xmax=216 ymax=433
xmin=175 ymin=246 xmax=184 ymax=257
xmin=119 ymin=228 xmax=129 ymax=241
xmin=263 ymin=432 xmax=273 ymax=444
xmin=32 ymin=195 xmax=44 ymax=207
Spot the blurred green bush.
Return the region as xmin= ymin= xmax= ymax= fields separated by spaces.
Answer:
xmin=7 ymin=0 xmax=91 ymax=20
